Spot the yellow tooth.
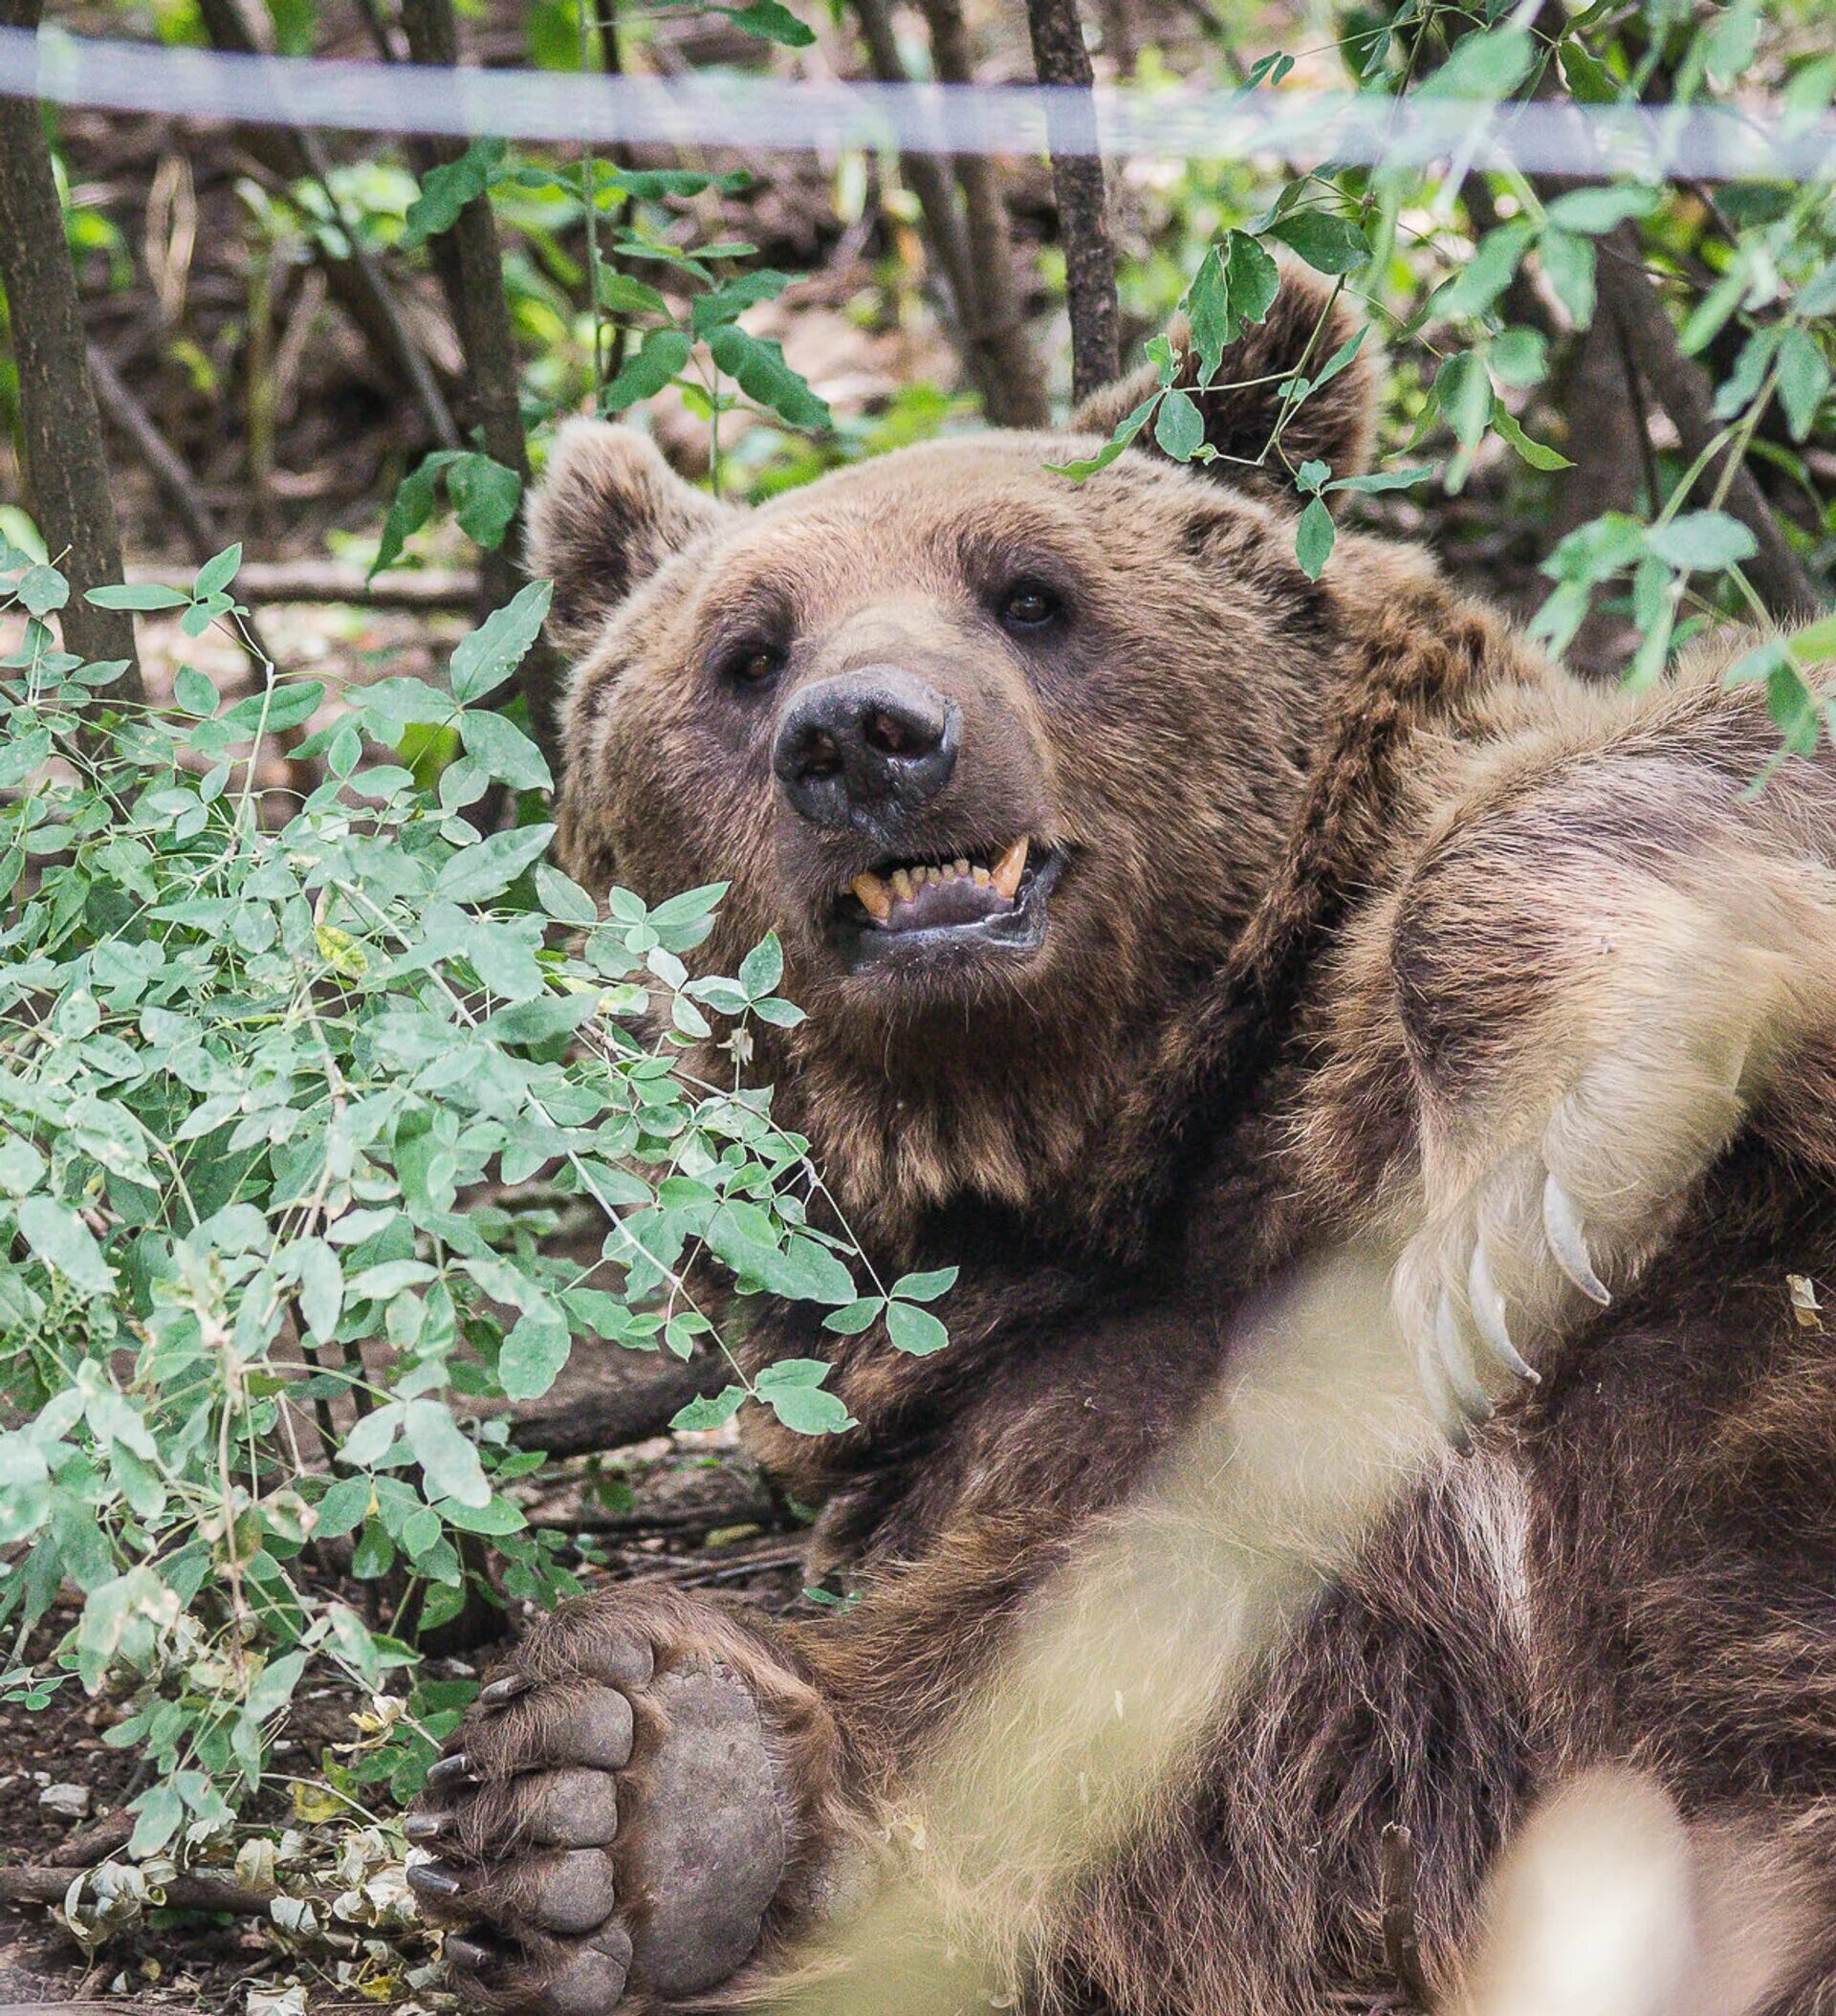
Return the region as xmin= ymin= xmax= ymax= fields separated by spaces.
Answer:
xmin=851 ymin=872 xmax=892 ymax=924
xmin=973 ymin=866 xmax=991 ymax=886
xmin=890 ymin=868 xmax=914 ymax=905
xmin=952 ymin=858 xmax=971 ymax=879
xmin=991 ymin=837 xmax=1029 ymax=900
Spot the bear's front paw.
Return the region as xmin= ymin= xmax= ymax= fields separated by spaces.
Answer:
xmin=405 ymin=1593 xmax=804 ymax=2014
xmin=1394 ymin=1012 xmax=1754 ymax=1444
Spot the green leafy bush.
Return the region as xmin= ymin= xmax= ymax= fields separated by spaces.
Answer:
xmin=0 ymin=548 xmax=925 ymax=1853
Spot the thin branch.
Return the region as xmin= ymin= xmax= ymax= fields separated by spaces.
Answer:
xmin=916 ymin=0 xmax=1051 ymax=427
xmin=191 ymin=0 xmax=462 ymax=455
xmin=1380 ymin=1822 xmax=1432 ymax=2009
xmin=129 ymin=559 xmax=480 ymax=610
xmin=508 ymin=1351 xmax=731 ymax=1458
xmin=849 ymin=0 xmax=984 ymax=390
xmin=86 ymin=342 xmax=277 ymax=668
xmin=1594 ymin=225 xmax=1822 ymax=619
xmin=1024 ymin=0 xmax=1120 ymax=402
xmin=0 ymin=0 xmax=142 ymax=696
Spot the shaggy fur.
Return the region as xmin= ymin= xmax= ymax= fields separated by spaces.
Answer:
xmin=411 ymin=271 xmax=1836 ymax=2016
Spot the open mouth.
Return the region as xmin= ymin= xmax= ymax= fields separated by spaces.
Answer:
xmin=830 ymin=837 xmax=1064 ymax=971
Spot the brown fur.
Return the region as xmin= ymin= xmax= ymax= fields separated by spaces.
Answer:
xmin=432 ymin=272 xmax=1836 ymax=2013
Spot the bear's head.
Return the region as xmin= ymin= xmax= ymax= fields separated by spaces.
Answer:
xmin=533 ymin=272 xmax=1440 ymax=1247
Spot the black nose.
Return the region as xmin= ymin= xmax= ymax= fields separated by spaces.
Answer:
xmin=772 ymin=668 xmax=958 ymax=829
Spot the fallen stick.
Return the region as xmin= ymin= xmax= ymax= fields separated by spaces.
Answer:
xmin=0 ymin=1865 xmax=275 ymax=1914
xmin=127 ymin=559 xmax=479 ymax=612
xmin=508 ymin=1352 xmax=731 ymax=1458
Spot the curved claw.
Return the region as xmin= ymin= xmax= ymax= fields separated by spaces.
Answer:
xmin=1541 ymin=1174 xmax=1611 ymax=1306
xmin=1435 ymin=1290 xmax=1496 ymax=1429
xmin=1467 ymin=1243 xmax=1541 ymax=1385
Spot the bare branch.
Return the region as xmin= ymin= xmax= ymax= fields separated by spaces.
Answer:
xmin=192 ymin=0 xmax=463 ymax=457
xmin=0 ymin=0 xmax=142 ymax=695
xmin=1594 ymin=226 xmax=1823 ymax=620
xmin=915 ymin=0 xmax=1050 ymax=427
xmin=508 ymin=1352 xmax=731 ymax=1458
xmin=1023 ymin=0 xmax=1120 ymax=403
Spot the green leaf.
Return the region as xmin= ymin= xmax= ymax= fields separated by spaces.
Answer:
xmin=706 ymin=323 xmax=833 ymax=431
xmin=403 ymin=137 xmax=508 ymax=249
xmin=500 ymin=1310 xmax=573 ymax=1401
xmin=462 ymin=708 xmax=553 ymax=791
xmin=1647 ymin=511 xmax=1759 ymax=572
xmin=1777 ymin=328 xmax=1831 ymax=444
xmin=690 ymin=269 xmax=793 ymax=336
xmin=1265 ymin=209 xmax=1369 ymax=275
xmin=1294 ymin=495 xmax=1336 ymax=581
xmin=763 ymin=1382 xmax=854 ymax=1435
xmin=84 ymin=581 xmax=183 ymax=611
xmin=1047 ymin=395 xmax=1157 ymax=481
xmin=446 ymin=454 xmax=523 ymax=554
xmin=1558 ymin=37 xmax=1622 ymax=104
xmin=1153 ymin=388 xmax=1206 ymax=462
xmin=725 ymin=0 xmax=815 ymax=45
xmin=193 ymin=543 xmax=243 ymax=599
xmin=1223 ymin=230 xmax=1279 ymax=328
xmin=434 ymin=822 xmax=555 ymax=904
xmin=599 ymin=329 xmax=693 ymax=415
xmin=671 ymin=1385 xmax=746 ymax=1432
xmin=449 ymin=581 xmax=554 ymax=705
xmin=173 ymin=666 xmax=219 ymax=716
xmin=1541 ymin=185 xmax=1660 ymax=235
xmin=315 ymin=1476 xmax=374 ymax=1541
xmin=738 ymin=931 xmax=784 ymax=998
xmin=1437 ymin=221 xmax=1534 ymax=320
xmin=885 ymin=1300 xmax=948 ymax=1356
xmin=1491 ymin=398 xmax=1574 ymax=471
xmin=536 ymin=864 xmax=600 ymax=925
xmin=404 ymin=1399 xmax=491 ymax=1509
xmin=17 ymin=1196 xmax=112 ymax=1297
xmin=889 ymin=1265 xmax=958 ymax=1303
xmin=1184 ymin=244 xmax=1234 ymax=384
xmin=1540 ymin=230 xmax=1597 ymax=331
xmin=1422 ymin=24 xmax=1535 ymax=99
xmin=822 ymin=1296 xmax=885 ymax=1334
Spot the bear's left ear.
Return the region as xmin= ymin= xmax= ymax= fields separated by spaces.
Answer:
xmin=1072 ymin=263 xmax=1379 ymax=491
xmin=527 ymin=419 xmax=739 ymax=655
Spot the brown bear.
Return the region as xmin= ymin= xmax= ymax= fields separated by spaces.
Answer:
xmin=404 ymin=270 xmax=1836 ymax=2016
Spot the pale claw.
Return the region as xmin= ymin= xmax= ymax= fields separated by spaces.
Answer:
xmin=1435 ymin=1290 xmax=1495 ymax=1429
xmin=1541 ymin=1174 xmax=1610 ymax=1306
xmin=1467 ymin=1243 xmax=1541 ymax=1386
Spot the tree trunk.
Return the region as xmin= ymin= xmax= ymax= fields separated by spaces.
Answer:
xmin=1593 ymin=225 xmax=1822 ymax=621
xmin=398 ymin=0 xmax=567 ymax=772
xmin=0 ymin=0 xmax=142 ymax=692
xmin=1024 ymin=0 xmax=1120 ymax=404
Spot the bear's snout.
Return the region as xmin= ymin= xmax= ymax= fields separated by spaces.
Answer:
xmin=772 ymin=668 xmax=960 ymax=832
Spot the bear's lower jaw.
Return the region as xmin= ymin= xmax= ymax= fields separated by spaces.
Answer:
xmin=830 ymin=847 xmax=1064 ymax=976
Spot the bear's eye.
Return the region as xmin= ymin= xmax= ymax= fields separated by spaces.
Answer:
xmin=997 ymin=581 xmax=1063 ymax=632
xmin=719 ymin=641 xmax=787 ymax=689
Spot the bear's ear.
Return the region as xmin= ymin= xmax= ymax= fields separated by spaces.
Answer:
xmin=527 ymin=419 xmax=737 ymax=654
xmin=1072 ymin=264 xmax=1379 ymax=492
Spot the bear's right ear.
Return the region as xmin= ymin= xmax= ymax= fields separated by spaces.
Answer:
xmin=527 ymin=420 xmax=736 ymax=655
xmin=1071 ymin=264 xmax=1379 ymax=493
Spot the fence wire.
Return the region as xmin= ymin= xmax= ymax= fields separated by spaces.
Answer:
xmin=1 ymin=24 xmax=1833 ymax=179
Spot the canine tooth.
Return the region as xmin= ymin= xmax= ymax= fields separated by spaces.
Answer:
xmin=890 ymin=868 xmax=914 ymax=905
xmin=851 ymin=872 xmax=892 ymax=924
xmin=991 ymin=837 xmax=1029 ymax=900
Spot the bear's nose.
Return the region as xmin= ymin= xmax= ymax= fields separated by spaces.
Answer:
xmin=773 ymin=668 xmax=958 ymax=830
